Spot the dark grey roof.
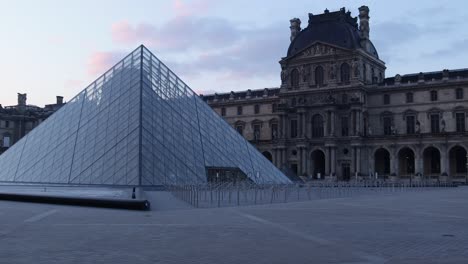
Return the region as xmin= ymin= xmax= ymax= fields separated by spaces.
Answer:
xmin=202 ymin=88 xmax=280 ymax=102
xmin=287 ymin=8 xmax=378 ymax=59
xmin=380 ymin=68 xmax=468 ymax=86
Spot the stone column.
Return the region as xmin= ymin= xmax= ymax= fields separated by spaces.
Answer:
xmin=273 ymin=148 xmax=279 ymax=167
xmin=325 ymin=147 xmax=330 ymax=175
xmin=302 ymin=147 xmax=308 ymax=176
xmin=356 ymin=147 xmax=361 ymax=176
xmin=281 ymin=148 xmax=287 ymax=169
xmin=302 ymin=113 xmax=307 ymax=138
xmin=281 ymin=115 xmax=287 ymax=139
xmin=415 ymin=152 xmax=423 ymax=176
xmin=356 ymin=110 xmax=361 ymax=136
xmin=441 ymin=150 xmax=448 ymax=176
xmin=330 ymin=112 xmax=335 ymax=136
xmin=331 ymin=147 xmax=336 ymax=176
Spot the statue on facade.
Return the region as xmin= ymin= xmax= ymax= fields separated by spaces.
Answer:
xmin=281 ymin=68 xmax=289 ymax=84
xmin=329 ymin=63 xmax=336 ymax=79
xmin=352 ymin=60 xmax=360 ymax=78
xmin=301 ymin=65 xmax=311 ymax=82
xmin=415 ymin=121 xmax=421 ymax=133
xmin=441 ymin=119 xmax=446 ymax=132
xmin=395 ymin=74 xmax=402 ymax=83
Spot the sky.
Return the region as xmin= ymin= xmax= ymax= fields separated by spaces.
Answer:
xmin=0 ymin=0 xmax=467 ymax=106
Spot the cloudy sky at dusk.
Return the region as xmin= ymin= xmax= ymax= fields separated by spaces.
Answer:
xmin=0 ymin=0 xmax=467 ymax=106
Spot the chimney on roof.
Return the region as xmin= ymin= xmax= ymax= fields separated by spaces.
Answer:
xmin=289 ymin=18 xmax=301 ymax=42
xmin=17 ymin=93 xmax=27 ymax=106
xmin=56 ymin=96 xmax=64 ymax=105
xmin=358 ymin=6 xmax=370 ymax=51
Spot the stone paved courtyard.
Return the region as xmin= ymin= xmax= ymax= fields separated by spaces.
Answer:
xmin=0 ymin=187 xmax=467 ymax=263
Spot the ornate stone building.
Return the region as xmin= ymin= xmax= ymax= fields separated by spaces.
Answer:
xmin=203 ymin=6 xmax=468 ymax=182
xmin=0 ymin=93 xmax=64 ymax=154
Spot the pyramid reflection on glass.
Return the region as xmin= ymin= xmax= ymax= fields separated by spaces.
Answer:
xmin=0 ymin=46 xmax=290 ymax=186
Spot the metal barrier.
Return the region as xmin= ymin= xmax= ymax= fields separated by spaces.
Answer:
xmin=167 ymin=181 xmax=458 ymax=208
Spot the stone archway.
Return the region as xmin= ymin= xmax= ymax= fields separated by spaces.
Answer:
xmin=310 ymin=150 xmax=325 ymax=179
xmin=449 ymin=146 xmax=467 ymax=177
xmin=398 ymin=147 xmax=415 ymax=176
xmin=262 ymin=151 xmax=273 ymax=163
xmin=423 ymin=147 xmax=440 ymax=176
xmin=374 ymin=148 xmax=390 ymax=177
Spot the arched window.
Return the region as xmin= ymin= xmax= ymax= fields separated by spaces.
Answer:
xmin=312 ymin=114 xmax=324 ymax=138
xmin=290 ymin=68 xmax=299 ymax=88
xmin=340 ymin=63 xmax=350 ymax=83
xmin=315 ymin=66 xmax=324 ymax=86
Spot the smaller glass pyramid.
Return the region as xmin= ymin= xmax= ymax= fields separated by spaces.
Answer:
xmin=0 ymin=46 xmax=290 ymax=186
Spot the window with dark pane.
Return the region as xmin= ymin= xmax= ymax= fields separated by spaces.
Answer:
xmin=290 ymin=69 xmax=300 ymax=88
xmin=406 ymin=115 xmax=415 ymax=134
xmin=341 ymin=116 xmax=349 ymax=136
xmin=456 ymin=88 xmax=464 ymax=99
xmin=254 ymin=104 xmax=260 ymax=114
xmin=312 ymin=114 xmax=324 ymax=138
xmin=383 ymin=94 xmax=390 ymax=105
xmin=430 ymin=114 xmax=440 ymax=133
xmin=406 ymin=92 xmax=413 ymax=103
xmin=456 ymin=112 xmax=465 ymax=132
xmin=340 ymin=63 xmax=350 ymax=83
xmin=383 ymin=116 xmax=392 ymax=135
xmin=430 ymin=90 xmax=438 ymax=101
xmin=290 ymin=119 xmax=298 ymax=138
xmin=315 ymin=66 xmax=324 ymax=86
xmin=221 ymin=107 xmax=226 ymax=116
xmin=237 ymin=106 xmax=242 ymax=115
xmin=236 ymin=125 xmax=243 ymax=136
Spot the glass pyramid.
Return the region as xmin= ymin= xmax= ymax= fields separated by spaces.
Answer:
xmin=0 ymin=46 xmax=290 ymax=186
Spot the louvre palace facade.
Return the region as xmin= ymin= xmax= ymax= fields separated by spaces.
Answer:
xmin=202 ymin=6 xmax=468 ymax=182
xmin=0 ymin=94 xmax=64 ymax=155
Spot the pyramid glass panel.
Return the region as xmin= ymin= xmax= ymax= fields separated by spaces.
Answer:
xmin=0 ymin=46 xmax=290 ymax=186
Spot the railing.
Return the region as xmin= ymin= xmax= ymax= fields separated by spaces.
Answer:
xmin=167 ymin=180 xmax=458 ymax=209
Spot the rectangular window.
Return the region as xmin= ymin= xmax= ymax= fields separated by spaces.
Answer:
xmin=456 ymin=113 xmax=465 ymax=132
xmin=221 ymin=107 xmax=226 ymax=116
xmin=383 ymin=94 xmax=390 ymax=105
xmin=383 ymin=117 xmax=392 ymax=135
xmin=3 ymin=136 xmax=10 ymax=148
xmin=406 ymin=93 xmax=413 ymax=103
xmin=272 ymin=103 xmax=277 ymax=113
xmin=341 ymin=117 xmax=349 ymax=136
xmin=430 ymin=114 xmax=440 ymax=133
xmin=254 ymin=104 xmax=260 ymax=114
xmin=406 ymin=115 xmax=415 ymax=134
xmin=237 ymin=106 xmax=242 ymax=115
xmin=271 ymin=123 xmax=278 ymax=139
xmin=430 ymin=90 xmax=438 ymax=101
xmin=236 ymin=125 xmax=243 ymax=136
xmin=290 ymin=120 xmax=298 ymax=138
xmin=5 ymin=121 xmax=9 ymax=128
xmin=253 ymin=124 xmax=261 ymax=140
xmin=456 ymin=88 xmax=464 ymax=100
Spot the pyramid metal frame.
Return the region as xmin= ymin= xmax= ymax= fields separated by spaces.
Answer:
xmin=0 ymin=45 xmax=290 ymax=186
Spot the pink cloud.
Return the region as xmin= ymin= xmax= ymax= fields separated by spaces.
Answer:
xmin=86 ymin=51 xmax=123 ymax=76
